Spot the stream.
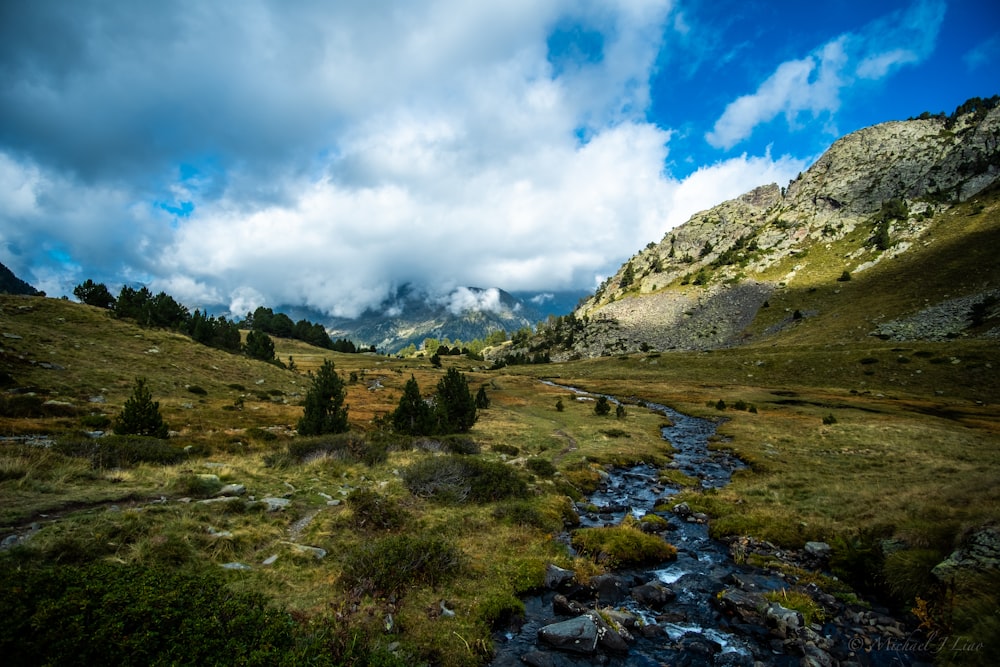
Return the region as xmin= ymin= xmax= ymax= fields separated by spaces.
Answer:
xmin=489 ymin=384 xmax=922 ymax=667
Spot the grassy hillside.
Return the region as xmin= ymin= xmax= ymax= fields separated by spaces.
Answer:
xmin=0 ymin=298 xmax=681 ymax=665
xmin=1 ymin=234 xmax=998 ymax=665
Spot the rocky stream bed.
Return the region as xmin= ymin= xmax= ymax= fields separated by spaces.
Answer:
xmin=489 ymin=386 xmax=928 ymax=667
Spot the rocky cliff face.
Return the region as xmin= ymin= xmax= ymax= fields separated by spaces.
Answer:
xmin=509 ymin=98 xmax=1000 ymax=360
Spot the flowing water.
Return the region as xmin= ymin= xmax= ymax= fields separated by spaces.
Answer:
xmin=489 ymin=384 xmax=918 ymax=666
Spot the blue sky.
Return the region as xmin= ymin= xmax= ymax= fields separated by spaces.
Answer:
xmin=0 ymin=0 xmax=996 ymax=318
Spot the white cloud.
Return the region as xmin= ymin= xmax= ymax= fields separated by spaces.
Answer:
xmin=707 ymin=0 xmax=944 ymax=149
xmin=0 ymin=0 xmax=818 ymax=317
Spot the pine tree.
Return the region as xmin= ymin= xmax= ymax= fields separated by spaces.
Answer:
xmin=435 ymin=367 xmax=477 ymax=433
xmin=475 ymin=385 xmax=490 ymax=409
xmin=594 ymin=396 xmax=611 ymax=416
xmin=113 ymin=377 xmax=169 ymax=438
xmin=245 ymin=330 xmax=275 ymax=361
xmin=297 ymin=360 xmax=349 ymax=436
xmin=391 ymin=375 xmax=436 ymax=436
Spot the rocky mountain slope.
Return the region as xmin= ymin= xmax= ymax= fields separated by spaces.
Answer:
xmin=514 ymin=97 xmax=1000 ymax=360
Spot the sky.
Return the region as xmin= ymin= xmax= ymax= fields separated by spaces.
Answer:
xmin=0 ymin=0 xmax=997 ymax=319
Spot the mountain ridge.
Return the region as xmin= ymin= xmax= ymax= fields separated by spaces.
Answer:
xmin=491 ymin=96 xmax=1000 ymax=361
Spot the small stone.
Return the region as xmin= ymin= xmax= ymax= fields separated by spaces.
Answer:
xmin=221 ymin=562 xmax=251 ymax=570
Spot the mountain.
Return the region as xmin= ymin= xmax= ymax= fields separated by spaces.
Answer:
xmin=324 ymin=284 xmax=543 ymax=353
xmin=494 ymin=96 xmax=1000 ymax=361
xmin=0 ymin=263 xmax=41 ymax=296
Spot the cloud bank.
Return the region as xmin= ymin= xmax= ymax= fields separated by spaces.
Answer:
xmin=2 ymin=0 xmax=957 ymax=318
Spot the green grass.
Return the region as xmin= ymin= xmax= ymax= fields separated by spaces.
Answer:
xmin=0 ymin=190 xmax=998 ymax=664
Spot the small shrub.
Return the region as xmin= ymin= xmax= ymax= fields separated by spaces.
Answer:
xmin=402 ymin=455 xmax=526 ymax=503
xmin=113 ymin=378 xmax=168 ymax=439
xmin=526 ymin=457 xmax=557 ymax=478
xmin=186 ymin=385 xmax=208 ymax=396
xmin=837 ymin=271 xmax=852 ymax=282
xmin=715 ymin=399 xmax=727 ymax=411
xmin=53 ymin=435 xmax=187 ymax=468
xmin=347 ymin=488 xmax=409 ymax=531
xmin=594 ymin=396 xmax=611 ymax=416
xmin=822 ymin=414 xmax=838 ymax=425
xmin=555 ymin=398 xmax=565 ymax=412
xmin=245 ymin=427 xmax=278 ymax=442
xmin=340 ymin=533 xmax=463 ymax=598
xmin=600 ymin=429 xmax=630 ymax=439
xmin=492 ymin=443 xmax=520 ymax=456
xmin=80 ymin=414 xmax=112 ymax=430
xmin=859 ymin=357 xmax=879 ymax=365
xmin=492 ymin=500 xmax=561 ymax=532
xmin=171 ymin=473 xmax=224 ymax=498
xmin=0 ymin=561 xmax=316 ymax=666
xmin=287 ymin=432 xmax=386 ymax=467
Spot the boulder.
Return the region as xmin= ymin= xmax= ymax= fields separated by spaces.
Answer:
xmin=589 ymin=573 xmax=628 ymax=604
xmin=538 ymin=616 xmax=599 ymax=654
xmin=544 ymin=563 xmax=575 ymax=589
xmin=630 ymin=581 xmax=677 ymax=609
xmin=932 ymin=524 xmax=1000 ymax=581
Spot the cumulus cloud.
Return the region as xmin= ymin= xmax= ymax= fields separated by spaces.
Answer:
xmin=707 ymin=0 xmax=945 ymax=149
xmin=0 ymin=0 xmax=815 ymax=317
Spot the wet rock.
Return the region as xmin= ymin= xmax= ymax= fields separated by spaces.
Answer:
xmin=764 ymin=602 xmax=802 ymax=639
xmin=630 ymin=581 xmax=677 ymax=609
xmin=587 ymin=610 xmax=630 ymax=654
xmin=538 ymin=616 xmax=598 ymax=654
xmin=544 ymin=563 xmax=575 ymax=589
xmin=589 ymin=573 xmax=628 ymax=604
xmin=675 ymin=631 xmax=721 ymax=658
xmin=552 ymin=594 xmax=585 ymax=616
xmin=518 ymin=651 xmax=584 ymax=667
xmin=672 ymin=501 xmax=692 ymax=518
xmin=714 ymin=588 xmax=767 ymax=625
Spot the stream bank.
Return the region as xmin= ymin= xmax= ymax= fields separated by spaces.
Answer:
xmin=489 ymin=387 xmax=926 ymax=666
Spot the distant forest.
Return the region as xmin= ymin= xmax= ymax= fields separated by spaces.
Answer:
xmin=71 ymin=279 xmax=369 ymax=363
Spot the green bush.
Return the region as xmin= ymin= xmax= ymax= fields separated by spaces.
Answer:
xmin=822 ymin=414 xmax=838 ymax=425
xmin=492 ymin=500 xmax=562 ymax=532
xmin=492 ymin=443 xmax=520 ymax=456
xmin=80 ymin=413 xmax=112 ymax=429
xmin=402 ymin=455 xmax=526 ymax=503
xmin=340 ymin=534 xmax=462 ymax=598
xmin=187 ymin=385 xmax=208 ymax=395
xmin=287 ymin=432 xmax=387 ymax=467
xmin=526 ymin=457 xmax=557 ymax=478
xmin=347 ymin=488 xmax=409 ymax=531
xmin=0 ymin=561 xmax=325 ymax=666
xmin=53 ymin=435 xmax=188 ymax=468
xmin=114 ymin=377 xmax=169 ymax=439
xmin=594 ymin=396 xmax=611 ymax=416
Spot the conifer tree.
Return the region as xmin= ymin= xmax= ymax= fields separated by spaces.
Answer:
xmin=475 ymin=385 xmax=490 ymax=409
xmin=434 ymin=367 xmax=477 ymax=433
xmin=297 ymin=360 xmax=349 ymax=435
xmin=391 ymin=375 xmax=436 ymax=436
xmin=113 ymin=377 xmax=169 ymax=438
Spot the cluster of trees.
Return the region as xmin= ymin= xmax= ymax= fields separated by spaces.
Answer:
xmin=391 ymin=369 xmax=480 ymax=436
xmin=75 ymin=281 xmax=245 ymax=355
xmin=912 ymin=95 xmax=1000 ymax=128
xmin=244 ymin=306 xmax=369 ymax=353
xmin=73 ymin=280 xmax=367 ymax=362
